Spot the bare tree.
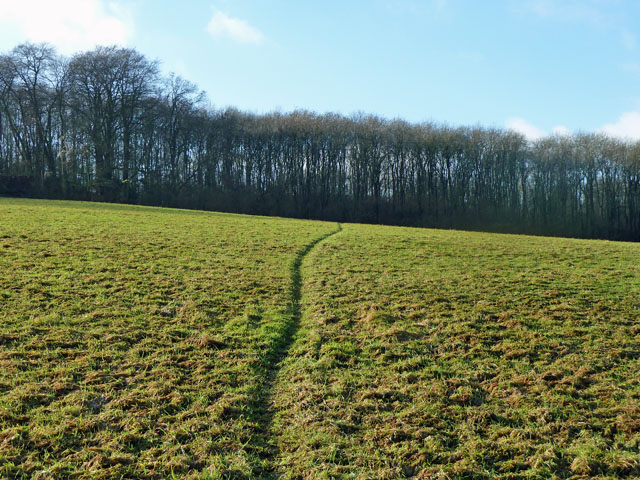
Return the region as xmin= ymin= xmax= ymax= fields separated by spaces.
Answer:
xmin=1 ymin=42 xmax=639 ymax=240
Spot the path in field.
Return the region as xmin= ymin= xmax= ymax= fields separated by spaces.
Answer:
xmin=246 ymin=223 xmax=342 ymax=478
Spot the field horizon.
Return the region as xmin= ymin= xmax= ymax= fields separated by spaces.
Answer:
xmin=1 ymin=198 xmax=639 ymax=478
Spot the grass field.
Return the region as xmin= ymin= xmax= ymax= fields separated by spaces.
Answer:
xmin=0 ymin=198 xmax=336 ymax=478
xmin=273 ymin=225 xmax=640 ymax=478
xmin=1 ymin=199 xmax=640 ymax=479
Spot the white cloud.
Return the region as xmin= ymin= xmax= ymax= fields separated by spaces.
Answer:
xmin=206 ymin=11 xmax=264 ymax=45
xmin=506 ymin=117 xmax=546 ymax=141
xmin=506 ymin=118 xmax=572 ymax=140
xmin=0 ymin=0 xmax=132 ymax=54
xmin=600 ymin=112 xmax=640 ymax=141
xmin=552 ymin=125 xmax=571 ymax=136
xmin=507 ymin=113 xmax=640 ymax=142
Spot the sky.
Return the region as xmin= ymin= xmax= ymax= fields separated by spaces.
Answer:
xmin=0 ymin=0 xmax=639 ymax=140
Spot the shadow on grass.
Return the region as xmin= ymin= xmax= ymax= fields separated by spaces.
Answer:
xmin=245 ymin=223 xmax=342 ymax=479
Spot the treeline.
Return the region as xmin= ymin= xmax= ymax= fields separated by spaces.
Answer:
xmin=1 ymin=43 xmax=639 ymax=240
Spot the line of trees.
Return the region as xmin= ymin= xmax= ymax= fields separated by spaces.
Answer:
xmin=1 ymin=43 xmax=639 ymax=240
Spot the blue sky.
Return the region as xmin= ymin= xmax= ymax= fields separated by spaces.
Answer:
xmin=1 ymin=0 xmax=639 ymax=140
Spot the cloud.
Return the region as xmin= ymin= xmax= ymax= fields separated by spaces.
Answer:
xmin=552 ymin=125 xmax=571 ymax=136
xmin=600 ymin=112 xmax=640 ymax=141
xmin=506 ymin=118 xmax=572 ymax=140
xmin=206 ymin=11 xmax=264 ymax=45
xmin=0 ymin=0 xmax=132 ymax=54
xmin=507 ymin=113 xmax=640 ymax=142
xmin=506 ymin=117 xmax=547 ymax=141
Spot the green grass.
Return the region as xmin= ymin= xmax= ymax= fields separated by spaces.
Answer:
xmin=0 ymin=198 xmax=336 ymax=478
xmin=2 ymin=199 xmax=640 ymax=479
xmin=272 ymin=224 xmax=640 ymax=479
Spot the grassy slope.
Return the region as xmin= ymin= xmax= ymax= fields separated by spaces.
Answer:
xmin=2 ymin=199 xmax=640 ymax=479
xmin=0 ymin=198 xmax=336 ymax=479
xmin=272 ymin=224 xmax=640 ymax=479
